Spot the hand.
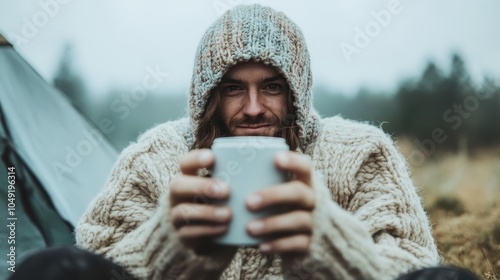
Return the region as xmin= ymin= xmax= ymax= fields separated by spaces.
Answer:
xmin=169 ymin=149 xmax=233 ymax=252
xmin=245 ymin=151 xmax=315 ymax=254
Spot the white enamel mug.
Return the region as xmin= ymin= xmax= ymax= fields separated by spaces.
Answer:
xmin=211 ymin=136 xmax=289 ymax=245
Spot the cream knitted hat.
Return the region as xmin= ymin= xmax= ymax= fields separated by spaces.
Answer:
xmin=189 ymin=4 xmax=320 ymax=149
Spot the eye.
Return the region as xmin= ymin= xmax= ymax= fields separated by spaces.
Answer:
xmin=227 ymin=85 xmax=240 ymax=91
xmin=264 ymin=83 xmax=283 ymax=93
xmin=221 ymin=85 xmax=243 ymax=96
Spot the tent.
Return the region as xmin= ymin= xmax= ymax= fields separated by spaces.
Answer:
xmin=0 ymin=33 xmax=118 ymax=277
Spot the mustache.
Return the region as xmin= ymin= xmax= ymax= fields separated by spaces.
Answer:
xmin=228 ymin=114 xmax=280 ymax=128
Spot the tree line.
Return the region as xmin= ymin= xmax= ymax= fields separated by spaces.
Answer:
xmin=314 ymin=54 xmax=500 ymax=156
xmin=53 ymin=47 xmax=500 ymax=155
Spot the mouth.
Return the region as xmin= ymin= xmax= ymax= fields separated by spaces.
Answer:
xmin=236 ymin=124 xmax=272 ymax=134
xmin=238 ymin=124 xmax=271 ymax=129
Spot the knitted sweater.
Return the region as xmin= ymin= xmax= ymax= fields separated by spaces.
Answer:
xmin=76 ymin=4 xmax=439 ymax=279
xmin=75 ymin=116 xmax=440 ymax=279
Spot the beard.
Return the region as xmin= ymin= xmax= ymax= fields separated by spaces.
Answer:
xmin=226 ymin=114 xmax=282 ymax=137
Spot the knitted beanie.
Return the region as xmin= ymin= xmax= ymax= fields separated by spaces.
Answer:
xmin=189 ymin=4 xmax=320 ymax=150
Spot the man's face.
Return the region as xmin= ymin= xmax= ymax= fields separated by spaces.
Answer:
xmin=218 ymin=62 xmax=288 ymax=137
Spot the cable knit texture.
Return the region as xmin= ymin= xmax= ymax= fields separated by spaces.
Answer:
xmin=75 ymin=4 xmax=439 ymax=280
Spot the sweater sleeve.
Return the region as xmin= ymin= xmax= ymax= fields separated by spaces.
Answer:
xmin=75 ymin=137 xmax=234 ymax=279
xmin=282 ymin=133 xmax=440 ymax=280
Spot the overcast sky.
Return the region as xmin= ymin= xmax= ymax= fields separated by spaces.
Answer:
xmin=1 ymin=0 xmax=499 ymax=97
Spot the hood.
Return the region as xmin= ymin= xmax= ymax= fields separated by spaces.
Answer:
xmin=188 ymin=4 xmax=320 ymax=150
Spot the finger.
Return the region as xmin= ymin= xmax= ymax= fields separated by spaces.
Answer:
xmin=259 ymin=234 xmax=311 ymax=254
xmin=275 ymin=152 xmax=312 ymax=186
xmin=247 ymin=210 xmax=312 ymax=236
xmin=177 ymin=224 xmax=228 ymax=239
xmin=169 ymin=176 xmax=230 ymax=205
xmin=179 ymin=149 xmax=214 ymax=175
xmin=246 ymin=182 xmax=315 ymax=211
xmin=171 ymin=203 xmax=231 ymax=228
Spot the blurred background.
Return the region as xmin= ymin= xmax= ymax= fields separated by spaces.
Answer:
xmin=1 ymin=0 xmax=499 ymax=278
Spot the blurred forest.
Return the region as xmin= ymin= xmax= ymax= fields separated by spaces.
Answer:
xmin=53 ymin=47 xmax=500 ymax=157
xmin=313 ymin=54 xmax=500 ymax=158
xmin=52 ymin=47 xmax=500 ymax=278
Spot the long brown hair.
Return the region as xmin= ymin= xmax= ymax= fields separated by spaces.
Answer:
xmin=192 ymin=89 xmax=301 ymax=151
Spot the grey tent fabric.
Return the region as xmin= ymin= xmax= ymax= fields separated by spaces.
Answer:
xmin=0 ymin=45 xmax=118 ymax=227
xmin=0 ymin=139 xmax=74 ymax=277
xmin=0 ymin=39 xmax=119 ymax=278
xmin=0 ymin=111 xmax=45 ymax=277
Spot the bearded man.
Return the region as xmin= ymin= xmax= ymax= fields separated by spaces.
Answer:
xmin=10 ymin=4 xmax=481 ymax=280
xmin=76 ymin=4 xmax=443 ymax=279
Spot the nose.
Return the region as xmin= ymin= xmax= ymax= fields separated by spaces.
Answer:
xmin=242 ymin=89 xmax=265 ymax=117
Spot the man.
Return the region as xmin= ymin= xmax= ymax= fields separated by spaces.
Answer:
xmin=74 ymin=4 xmax=442 ymax=279
xmin=0 ymin=3 xmax=468 ymax=280
xmin=9 ymin=4 xmax=483 ymax=280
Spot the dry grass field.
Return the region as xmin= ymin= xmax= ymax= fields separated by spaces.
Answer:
xmin=396 ymin=138 xmax=500 ymax=280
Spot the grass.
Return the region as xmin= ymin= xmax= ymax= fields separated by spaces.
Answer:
xmin=396 ymin=138 xmax=500 ymax=280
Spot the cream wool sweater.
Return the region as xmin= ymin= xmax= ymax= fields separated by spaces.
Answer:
xmin=75 ymin=116 xmax=440 ymax=280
